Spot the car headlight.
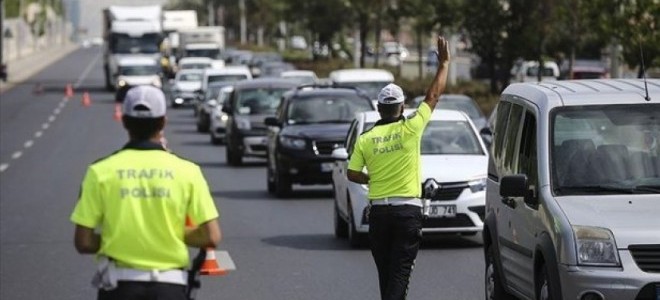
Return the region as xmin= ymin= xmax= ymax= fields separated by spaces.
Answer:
xmin=235 ymin=118 xmax=251 ymax=130
xmin=279 ymin=136 xmax=306 ymax=149
xmin=468 ymin=177 xmax=487 ymax=193
xmin=573 ymin=226 xmax=621 ymax=267
xmin=152 ymin=78 xmax=162 ymax=87
xmin=117 ymin=80 xmax=127 ymax=87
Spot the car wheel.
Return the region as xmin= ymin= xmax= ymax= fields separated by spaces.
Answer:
xmin=226 ymin=145 xmax=242 ymax=166
xmin=536 ymin=264 xmax=557 ymax=300
xmin=196 ymin=120 xmax=205 ymax=133
xmin=274 ymin=168 xmax=292 ymax=198
xmin=210 ymin=134 xmax=222 ymax=145
xmin=267 ymin=164 xmax=275 ymax=194
xmin=334 ymin=202 xmax=348 ymax=238
xmin=485 ymin=245 xmax=515 ymax=300
xmin=347 ymin=199 xmax=366 ymax=248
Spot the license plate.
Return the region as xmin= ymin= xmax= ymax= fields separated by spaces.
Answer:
xmin=429 ymin=204 xmax=456 ymax=218
xmin=321 ymin=162 xmax=334 ymax=172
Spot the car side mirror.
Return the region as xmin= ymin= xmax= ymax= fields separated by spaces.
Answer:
xmin=264 ymin=117 xmax=280 ymax=127
xmin=500 ymin=175 xmax=528 ymax=198
xmin=331 ymin=148 xmax=348 ymax=161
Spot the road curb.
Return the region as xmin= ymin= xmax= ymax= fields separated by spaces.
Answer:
xmin=0 ymin=44 xmax=81 ymax=94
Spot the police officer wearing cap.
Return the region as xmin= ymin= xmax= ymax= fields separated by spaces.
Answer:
xmin=71 ymin=85 xmax=221 ymax=300
xmin=346 ymin=36 xmax=450 ymax=300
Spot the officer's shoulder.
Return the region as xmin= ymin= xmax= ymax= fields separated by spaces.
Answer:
xmin=90 ymin=149 xmax=123 ymax=166
xmin=406 ymin=112 xmax=418 ymax=120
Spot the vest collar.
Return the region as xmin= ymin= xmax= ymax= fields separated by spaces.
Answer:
xmin=122 ymin=140 xmax=166 ymax=151
xmin=374 ymin=115 xmax=405 ymax=127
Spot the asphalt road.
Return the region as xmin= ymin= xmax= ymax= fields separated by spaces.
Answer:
xmin=0 ymin=47 xmax=485 ymax=300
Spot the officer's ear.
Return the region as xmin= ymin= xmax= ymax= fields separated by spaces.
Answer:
xmin=400 ymin=104 xmax=404 ymax=114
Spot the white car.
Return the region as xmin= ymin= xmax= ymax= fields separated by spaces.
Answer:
xmin=329 ymin=68 xmax=394 ymax=101
xmin=209 ymin=86 xmax=234 ymax=145
xmin=177 ymin=57 xmax=213 ymax=71
xmin=280 ymin=70 xmax=318 ymax=85
xmin=170 ymin=69 xmax=203 ymax=107
xmin=201 ymin=66 xmax=252 ymax=93
xmin=331 ymin=109 xmax=489 ymax=246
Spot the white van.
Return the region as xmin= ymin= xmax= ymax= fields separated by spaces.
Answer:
xmin=201 ymin=66 xmax=252 ymax=93
xmin=329 ymin=68 xmax=394 ymax=101
xmin=484 ymin=79 xmax=660 ymax=300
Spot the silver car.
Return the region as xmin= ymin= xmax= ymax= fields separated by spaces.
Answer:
xmin=484 ymin=79 xmax=660 ymax=300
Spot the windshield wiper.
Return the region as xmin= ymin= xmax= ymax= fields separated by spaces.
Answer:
xmin=556 ymin=185 xmax=638 ymax=194
xmin=632 ymin=185 xmax=660 ymax=193
xmin=316 ymin=120 xmax=350 ymax=124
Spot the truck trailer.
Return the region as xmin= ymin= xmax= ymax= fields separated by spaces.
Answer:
xmin=102 ymin=5 xmax=164 ymax=91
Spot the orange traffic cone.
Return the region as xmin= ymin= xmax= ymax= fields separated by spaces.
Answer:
xmin=82 ymin=92 xmax=91 ymax=107
xmin=200 ymin=249 xmax=226 ymax=276
xmin=65 ymin=83 xmax=74 ymax=99
xmin=113 ymin=104 xmax=122 ymax=121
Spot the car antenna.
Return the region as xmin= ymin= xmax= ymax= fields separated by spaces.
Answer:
xmin=639 ymin=41 xmax=651 ymax=101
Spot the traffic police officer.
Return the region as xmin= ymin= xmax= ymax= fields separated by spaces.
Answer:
xmin=346 ymin=36 xmax=450 ymax=300
xmin=71 ymin=85 xmax=221 ymax=300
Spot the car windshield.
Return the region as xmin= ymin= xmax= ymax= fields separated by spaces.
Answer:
xmin=178 ymin=73 xmax=202 ymax=81
xmin=208 ymin=75 xmax=248 ymax=83
xmin=185 ymin=49 xmax=221 ymax=59
xmin=119 ymin=65 xmax=159 ymax=76
xmin=235 ymin=88 xmax=289 ymax=115
xmin=526 ymin=66 xmax=555 ymax=77
xmin=340 ymin=81 xmax=390 ymax=99
xmin=205 ymin=86 xmax=224 ymax=102
xmin=552 ymin=104 xmax=660 ymax=195
xmin=110 ymin=33 xmax=160 ymax=54
xmin=180 ymin=63 xmax=210 ymax=70
xmin=287 ymin=96 xmax=372 ymax=124
xmin=364 ymin=120 xmax=484 ymax=155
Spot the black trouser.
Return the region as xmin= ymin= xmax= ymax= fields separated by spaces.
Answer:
xmin=368 ymin=204 xmax=423 ymax=300
xmin=98 ymin=281 xmax=187 ymax=300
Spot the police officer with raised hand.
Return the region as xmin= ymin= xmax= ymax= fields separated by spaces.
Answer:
xmin=346 ymin=36 xmax=450 ymax=300
xmin=70 ymin=85 xmax=221 ymax=300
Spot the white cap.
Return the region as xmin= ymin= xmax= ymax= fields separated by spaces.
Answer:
xmin=122 ymin=85 xmax=167 ymax=118
xmin=377 ymin=83 xmax=405 ymax=104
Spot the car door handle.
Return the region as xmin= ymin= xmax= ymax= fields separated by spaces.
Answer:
xmin=501 ymin=197 xmax=517 ymax=209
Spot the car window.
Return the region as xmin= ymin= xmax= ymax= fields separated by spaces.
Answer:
xmin=208 ymin=75 xmax=248 ymax=84
xmin=178 ymin=73 xmax=202 ymax=81
xmin=501 ymin=103 xmax=524 ymax=176
xmin=492 ymin=101 xmax=511 ymax=171
xmin=517 ymin=111 xmax=538 ymax=196
xmin=552 ymin=104 xmax=660 ymax=195
xmin=235 ymin=88 xmax=290 ymax=115
xmin=119 ymin=65 xmax=159 ymax=76
xmin=421 ymin=121 xmax=484 ymax=155
xmin=285 ymin=95 xmax=373 ymax=124
xmin=181 ymin=63 xmax=210 ymax=70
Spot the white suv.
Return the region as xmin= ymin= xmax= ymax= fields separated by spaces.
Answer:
xmin=484 ymin=79 xmax=660 ymax=300
xmin=331 ymin=109 xmax=488 ymax=247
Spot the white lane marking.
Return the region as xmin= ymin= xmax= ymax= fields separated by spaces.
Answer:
xmin=0 ymin=164 xmax=8 ymax=172
xmin=24 ymin=140 xmax=34 ymax=148
xmin=35 ymin=131 xmax=43 ymax=138
xmin=48 ymin=115 xmax=56 ymax=122
xmin=11 ymin=152 xmax=22 ymax=159
xmin=42 ymin=123 xmax=49 ymax=130
xmin=54 ymin=108 xmax=61 ymax=115
xmin=74 ymin=52 xmax=101 ymax=88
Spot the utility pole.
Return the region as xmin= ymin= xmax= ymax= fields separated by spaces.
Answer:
xmin=239 ymin=0 xmax=246 ymax=44
xmin=0 ymin=0 xmax=4 ymax=67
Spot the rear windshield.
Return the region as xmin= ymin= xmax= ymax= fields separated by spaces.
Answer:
xmin=235 ymin=88 xmax=290 ymax=115
xmin=286 ymin=95 xmax=372 ymax=124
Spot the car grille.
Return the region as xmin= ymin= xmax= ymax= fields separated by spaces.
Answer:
xmin=423 ymin=182 xmax=468 ymax=201
xmin=629 ymin=244 xmax=660 ymax=273
xmin=313 ymin=140 xmax=343 ymax=156
xmin=250 ymin=145 xmax=267 ymax=152
xmin=422 ymin=214 xmax=475 ymax=228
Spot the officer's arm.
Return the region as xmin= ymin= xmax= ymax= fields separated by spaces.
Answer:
xmin=347 ymin=169 xmax=370 ymax=184
xmin=74 ymin=225 xmax=101 ymax=254
xmin=423 ymin=36 xmax=450 ymax=111
xmin=185 ymin=218 xmax=221 ymax=249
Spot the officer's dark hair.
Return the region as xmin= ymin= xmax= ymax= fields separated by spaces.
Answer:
xmin=122 ymin=116 xmax=165 ymax=141
xmin=377 ymin=103 xmax=404 ymax=119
